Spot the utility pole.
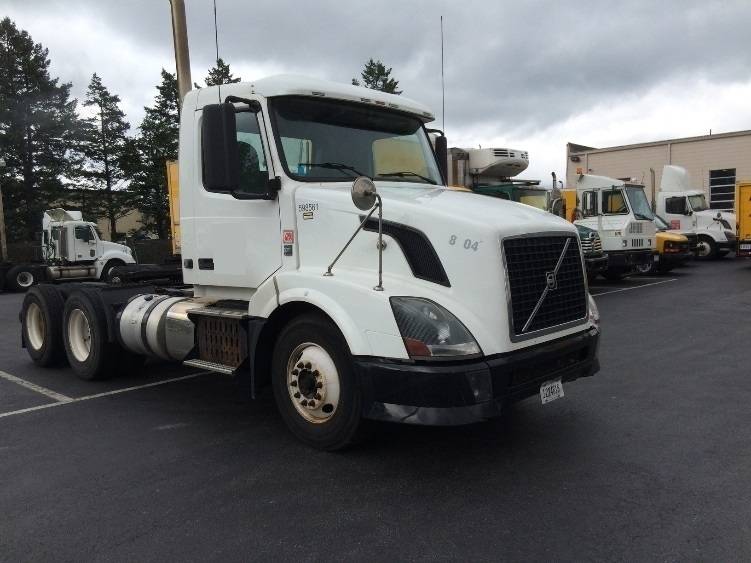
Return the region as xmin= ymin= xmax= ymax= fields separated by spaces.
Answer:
xmin=0 ymin=158 xmax=7 ymax=262
xmin=169 ymin=0 xmax=192 ymax=104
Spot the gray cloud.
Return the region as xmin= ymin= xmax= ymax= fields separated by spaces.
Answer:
xmin=5 ymin=0 xmax=751 ymax=176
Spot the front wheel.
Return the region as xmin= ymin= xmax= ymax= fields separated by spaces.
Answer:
xmin=695 ymin=236 xmax=717 ymax=260
xmin=634 ymin=261 xmax=655 ymax=275
xmin=272 ymin=313 xmax=363 ymax=451
xmin=7 ymin=265 xmax=37 ymax=291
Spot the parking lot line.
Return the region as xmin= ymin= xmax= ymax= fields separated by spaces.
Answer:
xmin=0 ymin=369 xmax=72 ymax=402
xmin=592 ymin=278 xmax=677 ymax=296
xmin=0 ymin=370 xmax=212 ymax=420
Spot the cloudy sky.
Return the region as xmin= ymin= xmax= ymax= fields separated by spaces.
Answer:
xmin=5 ymin=0 xmax=751 ymax=184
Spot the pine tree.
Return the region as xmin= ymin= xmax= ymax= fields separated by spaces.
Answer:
xmin=0 ymin=17 xmax=81 ymax=242
xmin=352 ymin=59 xmax=402 ymax=94
xmin=125 ymin=69 xmax=179 ymax=239
xmin=78 ymin=73 xmax=131 ymax=239
xmin=193 ymin=57 xmax=241 ymax=88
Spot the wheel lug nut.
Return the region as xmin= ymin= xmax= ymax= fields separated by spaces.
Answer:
xmin=316 ymin=382 xmax=322 ymax=389
xmin=297 ymin=362 xmax=304 ymax=369
xmin=314 ymin=393 xmax=321 ymax=400
xmin=308 ymin=401 xmax=315 ymax=408
xmin=300 ymin=399 xmax=308 ymax=406
xmin=290 ymin=380 xmax=298 ymax=387
xmin=292 ymin=369 xmax=298 ymax=375
xmin=305 ymin=362 xmax=312 ymax=369
xmin=293 ymin=392 xmax=300 ymax=399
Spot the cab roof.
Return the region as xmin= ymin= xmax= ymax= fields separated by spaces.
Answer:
xmin=191 ymin=74 xmax=435 ymax=122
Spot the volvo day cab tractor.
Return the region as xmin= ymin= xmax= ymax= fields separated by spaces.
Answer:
xmin=568 ymin=175 xmax=657 ymax=281
xmin=20 ymin=76 xmax=600 ymax=450
xmin=736 ymin=181 xmax=751 ymax=258
xmin=656 ymin=165 xmax=736 ymax=259
xmin=1 ymin=208 xmax=135 ymax=291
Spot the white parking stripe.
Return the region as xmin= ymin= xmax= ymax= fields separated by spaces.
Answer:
xmin=592 ymin=278 xmax=677 ymax=296
xmin=0 ymin=371 xmax=212 ymax=420
xmin=0 ymin=369 xmax=72 ymax=402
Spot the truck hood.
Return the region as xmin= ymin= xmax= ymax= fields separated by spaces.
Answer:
xmin=294 ymin=182 xmax=575 ymax=238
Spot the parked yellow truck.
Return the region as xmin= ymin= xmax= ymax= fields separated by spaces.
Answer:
xmin=737 ymin=181 xmax=751 ymax=258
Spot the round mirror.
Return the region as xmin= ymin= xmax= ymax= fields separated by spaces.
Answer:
xmin=351 ymin=176 xmax=377 ymax=210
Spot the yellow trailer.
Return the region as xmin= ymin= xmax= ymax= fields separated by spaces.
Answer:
xmin=166 ymin=160 xmax=181 ymax=255
xmin=736 ymin=181 xmax=751 ymax=257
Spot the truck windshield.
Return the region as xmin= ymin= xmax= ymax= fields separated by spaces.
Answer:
xmin=269 ymin=96 xmax=442 ymax=185
xmin=654 ymin=214 xmax=670 ymax=230
xmin=512 ymin=188 xmax=548 ymax=210
xmin=688 ymin=194 xmax=708 ymax=211
xmin=625 ymin=186 xmax=654 ymax=220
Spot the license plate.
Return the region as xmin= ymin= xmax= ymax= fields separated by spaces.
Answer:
xmin=741 ymin=244 xmax=751 ymax=250
xmin=540 ymin=379 xmax=564 ymax=404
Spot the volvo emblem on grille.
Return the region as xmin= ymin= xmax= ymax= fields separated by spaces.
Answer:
xmin=521 ymin=238 xmax=571 ymax=333
xmin=545 ymin=271 xmax=557 ymax=290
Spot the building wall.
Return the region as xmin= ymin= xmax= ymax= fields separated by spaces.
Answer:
xmin=95 ymin=208 xmax=144 ymax=241
xmin=566 ymin=132 xmax=751 ymax=208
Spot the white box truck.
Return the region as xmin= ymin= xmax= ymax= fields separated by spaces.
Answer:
xmin=19 ymin=76 xmax=600 ymax=449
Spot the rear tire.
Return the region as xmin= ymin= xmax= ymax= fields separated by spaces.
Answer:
xmin=695 ymin=236 xmax=716 ymax=260
xmin=7 ymin=265 xmax=38 ymax=291
xmin=272 ymin=313 xmax=363 ymax=451
xmin=62 ymin=291 xmax=118 ymax=380
xmin=21 ymin=286 xmax=66 ymax=367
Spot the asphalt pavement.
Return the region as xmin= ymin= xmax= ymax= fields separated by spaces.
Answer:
xmin=1 ymin=258 xmax=750 ymax=561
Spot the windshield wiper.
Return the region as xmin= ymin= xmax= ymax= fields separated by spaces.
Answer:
xmin=299 ymin=162 xmax=366 ymax=177
xmin=375 ymin=171 xmax=437 ymax=185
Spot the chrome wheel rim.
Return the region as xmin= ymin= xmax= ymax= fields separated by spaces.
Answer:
xmin=696 ymin=241 xmax=711 ymax=257
xmin=26 ymin=302 xmax=45 ymax=351
xmin=17 ymin=271 xmax=34 ymax=288
xmin=286 ymin=342 xmax=340 ymax=423
xmin=68 ymin=308 xmax=92 ymax=362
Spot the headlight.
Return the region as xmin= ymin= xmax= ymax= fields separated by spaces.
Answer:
xmin=587 ymin=293 xmax=600 ymax=326
xmin=390 ymin=297 xmax=481 ymax=359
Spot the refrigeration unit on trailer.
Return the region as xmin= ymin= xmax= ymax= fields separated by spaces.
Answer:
xmin=0 ymin=208 xmax=135 ymax=291
xmin=20 ymin=75 xmax=600 ymax=450
xmin=656 ymin=165 xmax=736 ymax=259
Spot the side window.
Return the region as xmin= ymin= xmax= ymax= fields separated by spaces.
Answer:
xmin=235 ymin=111 xmax=268 ymax=194
xmin=602 ymin=190 xmax=627 ymax=214
xmin=582 ymin=191 xmax=598 ymax=217
xmin=665 ymin=196 xmax=687 ymax=214
xmin=74 ymin=225 xmax=92 ymax=241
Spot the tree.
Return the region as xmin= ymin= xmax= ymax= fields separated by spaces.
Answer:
xmin=352 ymin=59 xmax=402 ymax=94
xmin=0 ymin=17 xmax=81 ymax=242
xmin=193 ymin=57 xmax=241 ymax=88
xmin=125 ymin=69 xmax=179 ymax=239
xmin=77 ymin=73 xmax=131 ymax=239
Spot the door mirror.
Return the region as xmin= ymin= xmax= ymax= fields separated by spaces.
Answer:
xmin=202 ymin=103 xmax=240 ymax=192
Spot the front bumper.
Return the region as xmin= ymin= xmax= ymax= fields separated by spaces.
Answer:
xmin=718 ymin=239 xmax=737 ymax=251
xmin=357 ymin=327 xmax=600 ymax=426
xmin=658 ymin=250 xmax=693 ymax=265
xmin=737 ymin=240 xmax=751 ymax=257
xmin=606 ymin=249 xmax=653 ymax=270
xmin=584 ymin=254 xmax=608 ymax=273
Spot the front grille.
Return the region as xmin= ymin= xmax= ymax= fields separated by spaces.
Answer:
xmin=580 ymin=234 xmax=602 ymax=254
xmin=503 ymin=235 xmax=587 ymax=339
xmin=631 ymin=238 xmax=645 ymax=247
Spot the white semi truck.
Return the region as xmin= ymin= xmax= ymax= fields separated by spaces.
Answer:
xmin=1 ymin=208 xmax=135 ymax=291
xmin=655 ymin=165 xmax=736 ymax=259
xmin=571 ymin=175 xmax=657 ymax=280
xmin=20 ymin=76 xmax=600 ymax=450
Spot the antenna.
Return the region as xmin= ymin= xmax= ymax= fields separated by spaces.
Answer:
xmin=213 ymin=0 xmax=221 ymax=103
xmin=440 ymin=15 xmax=445 ymax=132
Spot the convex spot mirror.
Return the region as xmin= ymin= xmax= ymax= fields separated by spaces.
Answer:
xmin=352 ymin=177 xmax=377 ymax=210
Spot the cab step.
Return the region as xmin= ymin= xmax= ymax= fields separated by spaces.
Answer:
xmin=183 ymin=358 xmax=237 ymax=375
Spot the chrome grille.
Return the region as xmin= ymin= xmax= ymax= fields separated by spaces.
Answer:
xmin=503 ymin=235 xmax=587 ymax=339
xmin=580 ymin=234 xmax=602 ymax=254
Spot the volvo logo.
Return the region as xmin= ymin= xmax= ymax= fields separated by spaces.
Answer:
xmin=545 ymin=271 xmax=558 ymax=290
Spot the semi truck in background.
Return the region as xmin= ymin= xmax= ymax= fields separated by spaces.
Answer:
xmin=737 ymin=181 xmax=751 ymax=258
xmin=655 ymin=165 xmax=736 ymax=259
xmin=0 ymin=208 xmax=135 ymax=291
xmin=20 ymin=76 xmax=601 ymax=450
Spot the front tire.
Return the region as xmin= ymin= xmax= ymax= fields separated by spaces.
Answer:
xmin=634 ymin=261 xmax=655 ymax=275
xmin=101 ymin=260 xmax=124 ymax=282
xmin=272 ymin=313 xmax=363 ymax=451
xmin=7 ymin=265 xmax=37 ymax=291
xmin=695 ymin=236 xmax=717 ymax=260
xmin=62 ymin=291 xmax=118 ymax=380
xmin=21 ymin=286 xmax=66 ymax=367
